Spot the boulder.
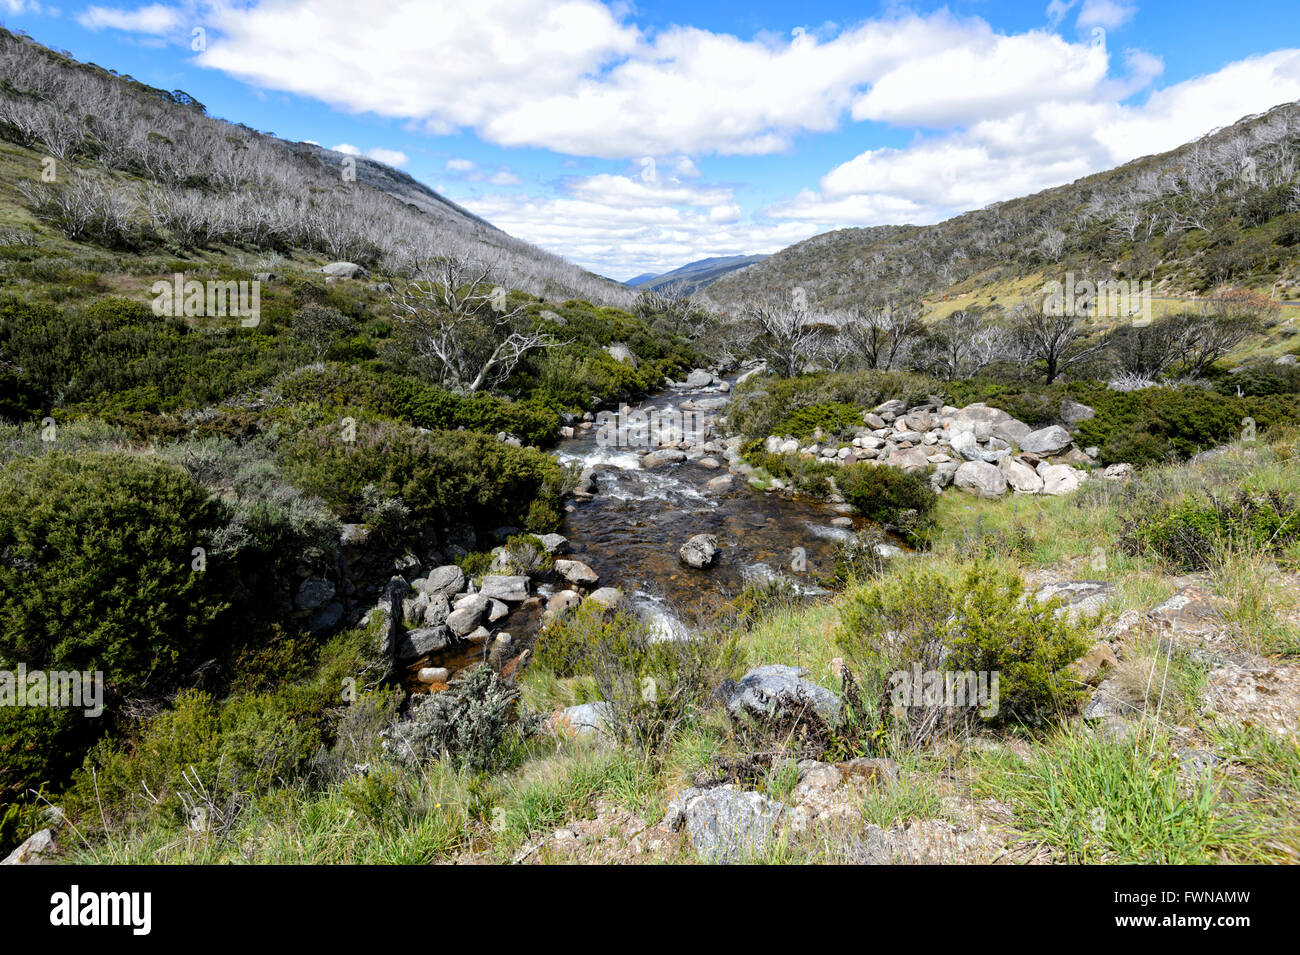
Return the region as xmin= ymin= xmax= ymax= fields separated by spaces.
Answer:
xmin=417 ymin=666 xmax=451 ymax=683
xmin=605 ymin=343 xmax=636 ymax=364
xmin=1 ymin=828 xmax=57 ymax=865
xmin=550 ymin=701 xmax=613 ymax=739
xmin=718 ymin=664 xmax=842 ymax=725
xmin=445 ymin=601 xmax=487 ymax=637
xmin=662 ymin=786 xmax=785 ymax=864
xmin=643 ymin=448 xmax=687 ymax=467
xmin=886 ymin=447 xmax=930 ymax=472
xmin=679 ymin=533 xmax=719 ymax=569
xmin=547 ymin=589 xmax=583 ymax=615
xmin=387 ymin=624 xmax=451 ymax=660
xmin=871 ymin=399 xmax=906 ymax=420
xmin=586 ymin=587 xmax=624 ymax=610
xmin=554 ymin=559 xmax=599 ymax=586
xmin=684 ymin=369 xmax=715 ymax=388
xmin=538 ymin=533 xmax=570 ymax=554
xmin=999 ymin=456 xmax=1043 ymax=494
xmin=1060 ymin=398 xmax=1095 ymax=428
xmin=420 ymin=565 xmax=466 ymax=598
xmin=295 ymin=576 xmax=335 ymax=611
xmin=1040 ymin=464 xmax=1086 ymax=495
xmin=318 ymin=261 xmax=368 ymax=279
xmin=953 ymin=460 xmax=1007 ymax=498
xmin=949 ymin=403 xmax=1032 ymax=446
xmin=1019 ymin=425 xmax=1073 ymax=455
xmin=479 ymin=575 xmax=529 ymax=603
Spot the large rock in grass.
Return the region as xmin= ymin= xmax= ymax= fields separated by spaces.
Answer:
xmin=1039 ymin=464 xmax=1086 ymax=495
xmin=679 ymin=534 xmax=719 ymax=569
xmin=1019 ymin=425 xmax=1073 ymax=455
xmin=999 ymin=456 xmax=1044 ymax=494
xmin=717 ymin=664 xmax=842 ymax=725
xmin=953 ymin=460 xmax=1007 ymax=498
xmin=662 ymin=786 xmax=786 ymax=864
xmin=319 ymin=261 xmax=368 ymax=279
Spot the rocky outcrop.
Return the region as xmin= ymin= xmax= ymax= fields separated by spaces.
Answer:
xmin=755 ymin=399 xmax=1103 ymax=500
xmin=953 ymin=460 xmax=1007 ymax=499
xmin=662 ymin=785 xmax=785 ymax=863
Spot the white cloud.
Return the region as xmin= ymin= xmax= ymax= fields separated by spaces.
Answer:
xmin=1077 ymin=0 xmax=1138 ymax=30
xmin=366 ymin=147 xmax=408 ymax=167
xmin=78 ymin=3 xmax=183 ymax=34
xmin=767 ymin=49 xmax=1300 ymax=228
xmin=445 ymin=158 xmax=476 ymax=173
xmin=453 ymin=167 xmax=818 ymax=276
xmin=189 ymin=3 xmax=1122 ymax=158
xmin=329 ymin=143 xmax=407 ymax=166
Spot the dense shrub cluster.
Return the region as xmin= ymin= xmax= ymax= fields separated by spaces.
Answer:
xmin=838 ymin=462 xmax=937 ymax=541
xmin=278 ymin=419 xmax=569 ymax=536
xmin=0 ymin=451 xmax=232 ymax=801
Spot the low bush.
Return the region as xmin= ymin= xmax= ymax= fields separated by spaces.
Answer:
xmin=279 ymin=419 xmax=566 ymax=537
xmin=383 ymin=666 xmax=535 ymax=774
xmin=775 ymin=401 xmax=864 ymax=440
xmin=839 ymin=462 xmax=936 ymax=541
xmin=837 ymin=563 xmax=1091 ymax=746
xmin=1120 ymin=489 xmax=1300 ymax=570
xmin=530 ymin=604 xmax=741 ymax=752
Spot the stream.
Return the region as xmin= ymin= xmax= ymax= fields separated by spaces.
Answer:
xmin=546 ymin=376 xmax=865 ymax=637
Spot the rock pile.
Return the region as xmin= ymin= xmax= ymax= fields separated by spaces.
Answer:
xmin=758 ymin=397 xmax=1131 ymax=498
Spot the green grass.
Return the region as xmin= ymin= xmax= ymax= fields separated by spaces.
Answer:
xmin=974 ymin=725 xmax=1268 ymax=863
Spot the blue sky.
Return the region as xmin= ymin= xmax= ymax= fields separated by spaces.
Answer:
xmin=4 ymin=0 xmax=1299 ymax=281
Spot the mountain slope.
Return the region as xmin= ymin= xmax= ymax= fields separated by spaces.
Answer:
xmin=704 ymin=102 xmax=1300 ymax=312
xmin=0 ymin=28 xmax=630 ymax=305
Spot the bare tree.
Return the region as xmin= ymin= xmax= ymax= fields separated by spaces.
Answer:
xmin=918 ymin=310 xmax=1011 ymax=381
xmin=837 ymin=298 xmax=923 ymax=370
xmin=390 ymin=255 xmax=568 ymax=393
xmin=743 ymin=292 xmax=830 ymax=377
xmin=1010 ymin=296 xmax=1109 ymax=384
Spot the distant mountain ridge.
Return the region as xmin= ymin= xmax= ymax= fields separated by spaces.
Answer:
xmin=628 ymin=254 xmax=769 ymax=294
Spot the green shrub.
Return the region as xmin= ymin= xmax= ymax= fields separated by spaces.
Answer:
xmin=775 ymin=401 xmax=864 ymax=440
xmin=839 ymin=462 xmax=936 ymax=541
xmin=531 ymin=603 xmax=741 ymax=752
xmin=383 ymin=666 xmax=535 ymax=774
xmin=279 ymin=419 xmax=565 ymax=537
xmin=838 ymin=563 xmax=1090 ymax=745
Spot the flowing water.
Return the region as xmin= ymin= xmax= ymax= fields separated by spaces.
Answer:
xmin=549 ymin=380 xmax=865 ymax=637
